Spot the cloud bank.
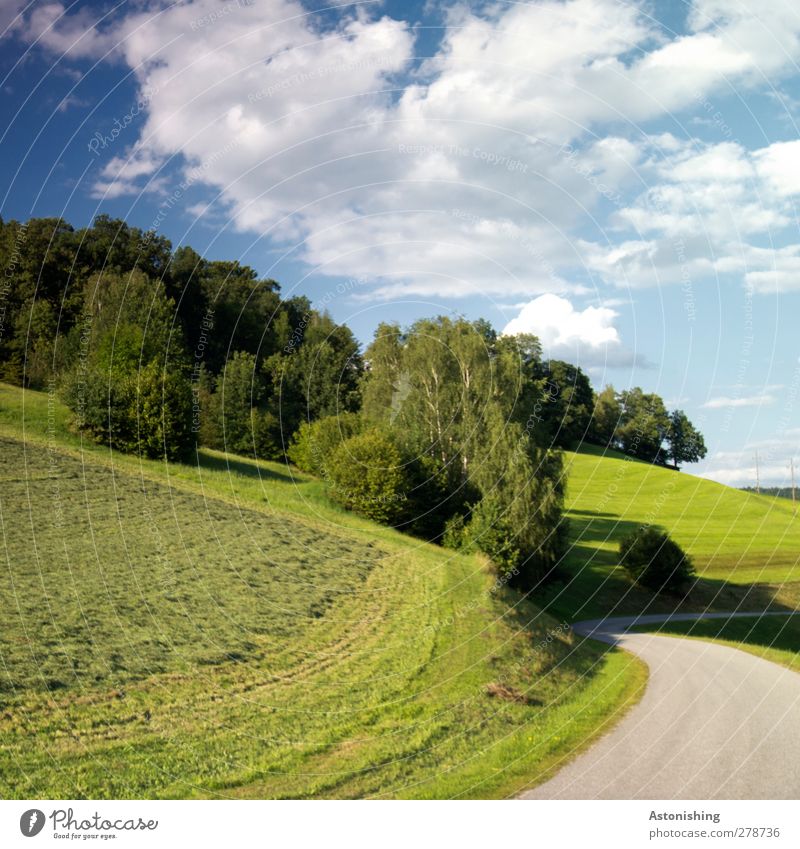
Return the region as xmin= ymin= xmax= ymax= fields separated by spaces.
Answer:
xmin=12 ymin=0 xmax=800 ymax=301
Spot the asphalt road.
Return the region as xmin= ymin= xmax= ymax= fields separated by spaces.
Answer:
xmin=521 ymin=612 xmax=800 ymax=799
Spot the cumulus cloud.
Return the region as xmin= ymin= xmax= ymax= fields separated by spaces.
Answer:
xmin=14 ymin=0 xmax=800 ymax=297
xmin=584 ymin=137 xmax=800 ymax=291
xmin=502 ymin=294 xmax=641 ymax=368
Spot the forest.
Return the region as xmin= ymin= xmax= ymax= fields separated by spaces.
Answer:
xmin=0 ymin=215 xmax=707 ymax=590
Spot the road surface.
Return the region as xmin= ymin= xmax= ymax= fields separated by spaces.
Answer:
xmin=521 ymin=612 xmax=800 ymax=799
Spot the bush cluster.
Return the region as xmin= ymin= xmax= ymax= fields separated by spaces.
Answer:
xmin=619 ymin=528 xmax=695 ymax=593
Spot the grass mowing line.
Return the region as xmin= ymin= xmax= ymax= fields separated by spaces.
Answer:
xmin=632 ymin=614 xmax=800 ymax=674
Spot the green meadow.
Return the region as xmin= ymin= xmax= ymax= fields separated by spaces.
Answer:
xmin=0 ymin=384 xmax=644 ymax=799
xmin=3 ymin=382 xmax=798 ymax=799
xmin=541 ymin=445 xmax=800 ymax=621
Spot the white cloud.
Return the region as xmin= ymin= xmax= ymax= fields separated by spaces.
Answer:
xmin=583 ymin=136 xmax=800 ymax=290
xmin=754 ymin=140 xmax=800 ymax=197
xmin=696 ymin=431 xmax=800 ymax=487
xmin=502 ymin=293 xmax=641 ymax=368
xmin=696 ymin=461 xmax=782 ymax=488
xmin=0 ymin=0 xmax=25 ymax=37
xmin=23 ymin=2 xmax=118 ymax=58
xmin=90 ymin=147 xmax=166 ymax=199
xmin=16 ymin=0 xmax=800 ymax=297
xmin=702 ymin=394 xmax=777 ymax=409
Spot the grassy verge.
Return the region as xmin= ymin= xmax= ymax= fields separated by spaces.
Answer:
xmin=632 ymin=615 xmax=800 ymax=673
xmin=0 ymin=383 xmax=646 ymax=798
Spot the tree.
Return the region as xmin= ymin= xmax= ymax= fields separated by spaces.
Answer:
xmin=534 ymin=359 xmax=595 ymax=448
xmin=134 ymin=360 xmax=194 ymax=461
xmin=0 ymin=217 xmax=79 ymax=386
xmin=60 ymin=269 xmax=193 ymax=460
xmin=616 ymin=388 xmax=670 ymax=462
xmin=363 ymin=316 xmax=501 ymax=490
xmin=667 ymin=410 xmax=707 ymax=469
xmin=62 ymin=360 xmax=193 ymax=461
xmin=620 ymin=527 xmax=695 ymax=593
xmin=326 ymin=430 xmax=409 ymax=524
xmin=207 ymin=351 xmax=265 ymax=456
xmin=193 ymin=260 xmax=282 ymax=374
xmin=77 ymin=214 xmax=172 ymax=282
xmin=360 ymin=316 xmax=568 ymax=585
xmin=590 ymin=384 xmax=621 ymax=448
xmin=466 ymin=406 xmax=567 ymax=587
xmin=265 ymin=312 xmax=363 ymax=447
xmin=361 ymin=322 xmax=404 ymax=422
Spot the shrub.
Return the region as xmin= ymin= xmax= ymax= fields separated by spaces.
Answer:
xmin=62 ymin=361 xmax=193 ymax=461
xmin=135 ymin=361 xmax=194 ymax=461
xmin=619 ymin=527 xmax=695 ymax=593
xmin=252 ymin=409 xmax=282 ymax=461
xmin=442 ymin=513 xmax=468 ymax=550
xmin=287 ymin=412 xmax=363 ymax=475
xmin=326 ymin=429 xmax=408 ymax=524
xmin=463 ymin=497 xmax=521 ymax=580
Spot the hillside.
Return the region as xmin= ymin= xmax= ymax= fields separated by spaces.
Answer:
xmin=541 ymin=444 xmax=800 ymax=620
xmin=0 ymin=384 xmax=644 ymax=799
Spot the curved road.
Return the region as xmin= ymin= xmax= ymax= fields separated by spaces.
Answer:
xmin=521 ymin=612 xmax=800 ymax=799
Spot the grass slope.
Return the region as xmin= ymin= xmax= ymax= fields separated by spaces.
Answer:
xmin=540 ymin=445 xmax=800 ymax=621
xmin=632 ymin=615 xmax=800 ymax=673
xmin=0 ymin=384 xmax=645 ymax=799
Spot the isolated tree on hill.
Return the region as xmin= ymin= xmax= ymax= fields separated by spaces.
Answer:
xmin=666 ymin=409 xmax=707 ymax=469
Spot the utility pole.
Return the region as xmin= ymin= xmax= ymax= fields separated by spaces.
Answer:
xmin=792 ymin=457 xmax=797 ymax=516
xmin=755 ymin=450 xmax=760 ymax=495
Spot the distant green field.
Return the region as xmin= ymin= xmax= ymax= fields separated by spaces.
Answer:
xmin=541 ymin=445 xmax=800 ymax=621
xmin=634 ymin=615 xmax=800 ymax=672
xmin=0 ymin=384 xmax=645 ymax=799
xmin=566 ymin=444 xmax=800 ymax=582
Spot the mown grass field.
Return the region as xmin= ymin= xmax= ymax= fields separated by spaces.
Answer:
xmin=0 ymin=384 xmax=645 ymax=799
xmin=633 ymin=615 xmax=800 ymax=673
xmin=541 ymin=445 xmax=800 ymax=621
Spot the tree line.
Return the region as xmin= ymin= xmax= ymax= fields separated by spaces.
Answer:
xmin=0 ymin=215 xmax=707 ymax=590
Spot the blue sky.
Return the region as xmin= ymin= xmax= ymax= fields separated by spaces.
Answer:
xmin=2 ymin=0 xmax=800 ymax=486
